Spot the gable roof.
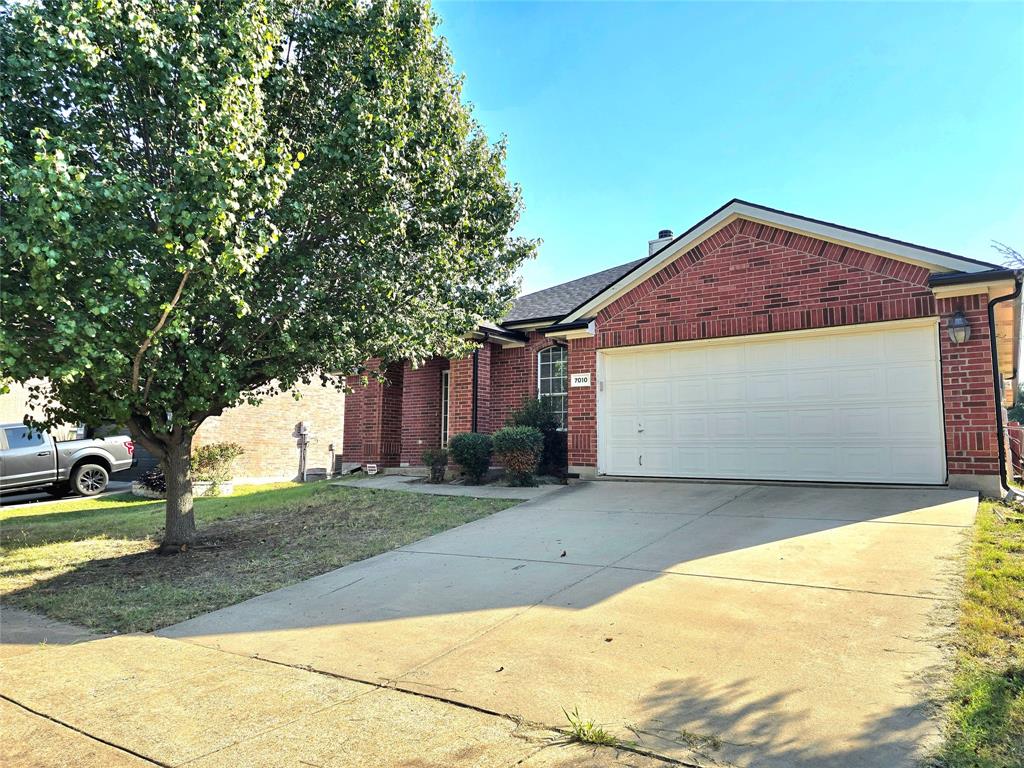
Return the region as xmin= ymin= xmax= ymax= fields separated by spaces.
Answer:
xmin=502 ymin=258 xmax=645 ymax=324
xmin=558 ymin=199 xmax=1003 ymax=323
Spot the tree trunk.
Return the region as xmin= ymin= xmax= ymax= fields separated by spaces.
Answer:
xmin=160 ymin=432 xmax=196 ymax=553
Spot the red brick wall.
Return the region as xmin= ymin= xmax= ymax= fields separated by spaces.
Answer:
xmin=399 ymin=358 xmax=448 ymax=465
xmin=567 ymin=337 xmax=597 ymax=468
xmin=448 ymin=355 xmax=474 ymax=438
xmin=937 ymin=294 xmax=1000 ymax=476
xmin=195 ymin=379 xmax=345 ymax=481
xmin=342 ymin=359 xmax=403 ymax=468
xmin=379 ymin=362 xmax=404 ymax=466
xmin=490 ymin=332 xmax=554 ymax=427
xmin=598 ymin=220 xmax=935 ymax=347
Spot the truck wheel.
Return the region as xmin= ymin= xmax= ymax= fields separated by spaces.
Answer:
xmin=72 ymin=463 xmax=108 ymax=496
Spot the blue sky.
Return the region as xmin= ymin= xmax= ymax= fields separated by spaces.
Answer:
xmin=434 ymin=1 xmax=1024 ymax=294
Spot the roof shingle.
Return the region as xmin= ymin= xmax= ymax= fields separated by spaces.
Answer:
xmin=502 ymin=258 xmax=645 ymax=324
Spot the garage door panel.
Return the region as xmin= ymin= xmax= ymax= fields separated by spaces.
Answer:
xmin=885 ymin=329 xmax=936 ymax=361
xmin=836 ymin=333 xmax=887 ymax=366
xmin=834 ymin=369 xmax=879 ymax=399
xmin=840 ymin=407 xmax=886 ymax=438
xmin=640 ymin=380 xmax=672 ymax=408
xmin=606 ymin=382 xmax=638 ymax=412
xmin=750 ymin=411 xmax=789 ymax=438
xmin=791 ymin=409 xmax=837 ymax=438
xmin=710 ymin=377 xmax=745 ymax=404
xmin=713 ymin=412 xmax=747 ymax=439
xmin=673 ymin=379 xmax=709 ymax=404
xmin=641 ymin=414 xmax=673 ymax=441
xmin=885 ymin=365 xmax=938 ymax=399
xmin=891 ymin=406 xmax=942 ymax=438
xmin=706 ymin=345 xmax=745 ymax=373
xmin=748 ymin=373 xmax=788 ymax=402
xmin=789 ymin=336 xmax=833 ymax=367
xmin=790 ymin=372 xmax=832 ymax=400
xmin=599 ymin=322 xmax=945 ymax=484
xmin=607 ymin=414 xmax=638 ymax=442
xmin=670 ymin=348 xmax=705 ymax=376
xmin=674 ymin=413 xmax=709 ymax=438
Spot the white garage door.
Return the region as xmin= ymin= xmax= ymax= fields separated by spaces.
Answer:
xmin=599 ymin=320 xmax=946 ymax=484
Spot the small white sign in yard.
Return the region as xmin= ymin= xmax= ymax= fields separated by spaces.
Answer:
xmin=570 ymin=373 xmax=591 ymax=387
xmin=366 ymin=464 xmax=378 ymax=475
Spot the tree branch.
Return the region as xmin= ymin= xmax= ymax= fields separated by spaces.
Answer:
xmin=131 ymin=270 xmax=190 ymax=393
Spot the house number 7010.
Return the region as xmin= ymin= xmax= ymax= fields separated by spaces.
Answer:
xmin=570 ymin=373 xmax=591 ymax=387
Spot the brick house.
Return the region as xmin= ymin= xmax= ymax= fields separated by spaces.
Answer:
xmin=342 ymin=200 xmax=1021 ymax=497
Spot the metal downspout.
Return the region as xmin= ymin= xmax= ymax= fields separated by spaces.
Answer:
xmin=987 ymin=277 xmax=1023 ymax=493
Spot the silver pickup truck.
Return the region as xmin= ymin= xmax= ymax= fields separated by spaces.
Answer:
xmin=0 ymin=423 xmax=136 ymax=497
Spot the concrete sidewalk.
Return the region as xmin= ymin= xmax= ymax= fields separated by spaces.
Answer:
xmin=0 ymin=608 xmax=100 ymax=659
xmin=0 ymin=635 xmax=666 ymax=768
xmin=337 ymin=473 xmax=567 ymax=500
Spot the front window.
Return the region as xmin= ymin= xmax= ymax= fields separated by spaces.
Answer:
xmin=538 ymin=345 xmax=568 ymax=430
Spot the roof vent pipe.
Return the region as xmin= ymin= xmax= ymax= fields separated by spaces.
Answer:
xmin=648 ymin=228 xmax=675 ymax=256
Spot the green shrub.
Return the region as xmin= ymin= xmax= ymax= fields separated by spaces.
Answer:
xmin=492 ymin=426 xmax=544 ymax=486
xmin=191 ymin=442 xmax=244 ymax=483
xmin=422 ymin=447 xmax=448 ymax=484
xmin=506 ymin=397 xmax=567 ymax=477
xmin=447 ymin=432 xmax=492 ymax=484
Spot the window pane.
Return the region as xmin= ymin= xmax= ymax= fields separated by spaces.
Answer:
xmin=5 ymin=427 xmax=45 ymax=449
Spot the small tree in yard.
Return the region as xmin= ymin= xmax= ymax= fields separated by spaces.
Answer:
xmin=0 ymin=0 xmax=534 ymax=551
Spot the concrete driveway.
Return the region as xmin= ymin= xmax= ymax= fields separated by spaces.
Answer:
xmin=161 ymin=481 xmax=977 ymax=768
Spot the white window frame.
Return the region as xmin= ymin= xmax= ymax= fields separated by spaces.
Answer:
xmin=440 ymin=369 xmax=450 ymax=446
xmin=537 ymin=345 xmax=568 ymax=430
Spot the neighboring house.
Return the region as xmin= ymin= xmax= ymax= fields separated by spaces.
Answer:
xmin=342 ymin=199 xmax=1022 ymax=497
xmin=0 ymin=378 xmax=344 ymax=484
xmin=192 ymin=380 xmax=345 ymax=483
xmin=0 ymin=379 xmax=78 ymax=440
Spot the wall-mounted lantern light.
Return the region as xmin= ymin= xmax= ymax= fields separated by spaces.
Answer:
xmin=947 ymin=310 xmax=971 ymax=345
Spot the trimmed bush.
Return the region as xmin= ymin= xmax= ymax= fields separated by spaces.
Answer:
xmin=138 ymin=467 xmax=167 ymax=494
xmin=492 ymin=426 xmax=544 ymax=486
xmin=192 ymin=442 xmax=244 ymax=483
xmin=448 ymin=432 xmax=492 ymax=484
xmin=422 ymin=448 xmax=448 ymax=484
xmin=506 ymin=397 xmax=567 ymax=477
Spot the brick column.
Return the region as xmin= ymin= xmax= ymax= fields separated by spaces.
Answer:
xmin=448 ymin=354 xmax=474 ymax=439
xmin=399 ymin=358 xmax=448 ymax=466
xmin=938 ymin=294 xmax=1003 ymax=496
xmin=475 ymin=344 xmax=493 ymax=433
xmin=567 ymin=337 xmax=597 ymax=476
xmin=341 ymin=359 xmax=403 ymax=468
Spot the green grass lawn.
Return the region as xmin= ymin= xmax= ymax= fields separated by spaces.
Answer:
xmin=0 ymin=482 xmax=515 ymax=634
xmin=935 ymin=500 xmax=1024 ymax=768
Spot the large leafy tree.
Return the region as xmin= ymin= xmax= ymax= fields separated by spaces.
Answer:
xmin=0 ymin=0 xmax=534 ymax=550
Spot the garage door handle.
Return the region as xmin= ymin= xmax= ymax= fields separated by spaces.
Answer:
xmin=637 ymin=428 xmax=644 ymax=433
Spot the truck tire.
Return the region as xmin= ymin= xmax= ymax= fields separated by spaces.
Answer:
xmin=72 ymin=463 xmax=109 ymax=496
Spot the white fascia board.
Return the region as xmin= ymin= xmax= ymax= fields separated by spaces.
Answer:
xmin=564 ymin=201 xmax=992 ymax=323
xmin=544 ymin=320 xmax=595 ymax=340
xmin=931 ymin=279 xmax=1017 ymax=300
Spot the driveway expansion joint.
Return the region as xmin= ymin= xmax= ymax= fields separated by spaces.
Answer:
xmin=232 ymin=651 xmax=700 ymax=768
xmin=0 ymin=692 xmax=170 ymax=768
